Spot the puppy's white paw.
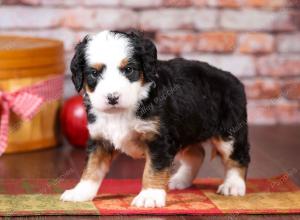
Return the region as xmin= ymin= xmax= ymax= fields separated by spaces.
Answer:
xmin=217 ymin=177 xmax=246 ymax=196
xmin=60 ymin=188 xmax=94 ymax=202
xmin=169 ymin=175 xmax=192 ymax=190
xmin=131 ymin=188 xmax=166 ymax=208
xmin=60 ymin=180 xmax=99 ymax=202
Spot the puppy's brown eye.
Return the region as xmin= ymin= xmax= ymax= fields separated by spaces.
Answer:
xmin=91 ymin=70 xmax=98 ymax=77
xmin=124 ymin=67 xmax=133 ymax=75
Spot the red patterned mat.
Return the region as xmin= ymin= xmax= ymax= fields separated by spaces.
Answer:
xmin=0 ymin=174 xmax=299 ymax=216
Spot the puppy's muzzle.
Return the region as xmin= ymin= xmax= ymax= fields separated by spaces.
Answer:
xmin=107 ymin=93 xmax=120 ymax=106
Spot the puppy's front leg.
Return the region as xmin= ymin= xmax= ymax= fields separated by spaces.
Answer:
xmin=61 ymin=139 xmax=115 ymax=202
xmin=131 ymin=143 xmax=171 ymax=208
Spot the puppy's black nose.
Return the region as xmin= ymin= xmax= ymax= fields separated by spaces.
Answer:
xmin=107 ymin=93 xmax=119 ymax=105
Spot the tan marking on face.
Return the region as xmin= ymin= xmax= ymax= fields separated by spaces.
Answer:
xmin=82 ymin=140 xmax=117 ymax=182
xmin=91 ymin=63 xmax=104 ymax=71
xmin=85 ymin=83 xmax=93 ymax=93
xmin=142 ymin=150 xmax=170 ymax=190
xmin=139 ymin=71 xmax=145 ymax=85
xmin=119 ymin=58 xmax=128 ymax=69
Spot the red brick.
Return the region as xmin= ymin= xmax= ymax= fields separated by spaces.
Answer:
xmin=244 ymin=80 xmax=281 ymax=100
xmin=83 ymin=0 xmax=120 ymax=6
xmin=140 ymin=9 xmax=194 ymax=30
xmin=248 ymin=100 xmax=300 ymax=124
xmin=2 ymin=0 xmax=24 ymax=4
xmin=141 ymin=9 xmax=217 ymax=31
xmin=183 ymin=54 xmax=256 ymax=77
xmin=281 ymin=80 xmax=300 ymax=100
xmin=40 ymin=0 xmax=82 ymax=5
xmin=257 ymin=55 xmax=300 ymax=77
xmin=289 ymin=11 xmax=300 ymax=29
xmin=287 ymin=0 xmax=300 ymax=8
xmin=238 ymin=33 xmax=274 ymax=54
xmin=220 ymin=9 xmax=296 ymax=31
xmin=40 ymin=0 xmax=120 ymax=6
xmin=2 ymin=0 xmax=16 ymax=4
xmin=207 ymin=0 xmax=242 ymax=8
xmin=7 ymin=0 xmax=40 ymax=5
xmin=276 ymin=102 xmax=300 ymax=124
xmin=62 ymin=8 xmax=94 ymax=29
xmin=0 ymin=7 xmax=63 ymax=29
xmin=247 ymin=102 xmax=277 ymax=124
xmin=22 ymin=0 xmax=39 ymax=4
xmin=163 ymin=0 xmax=194 ymax=7
xmin=156 ymin=32 xmax=197 ymax=54
xmin=193 ymin=9 xmax=218 ymax=30
xmin=121 ymin=0 xmax=162 ymax=8
xmin=277 ymin=33 xmax=300 ymax=53
xmin=191 ymin=0 xmax=206 ymax=6
xmin=196 ymin=32 xmax=237 ymax=52
xmin=94 ymin=9 xmax=138 ymax=29
xmin=245 ymin=0 xmax=286 ymax=9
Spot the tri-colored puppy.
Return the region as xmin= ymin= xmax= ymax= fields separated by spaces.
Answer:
xmin=60 ymin=30 xmax=250 ymax=208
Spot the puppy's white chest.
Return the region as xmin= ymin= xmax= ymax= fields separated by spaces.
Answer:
xmin=88 ymin=112 xmax=158 ymax=157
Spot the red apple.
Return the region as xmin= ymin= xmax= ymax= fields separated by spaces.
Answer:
xmin=61 ymin=95 xmax=89 ymax=148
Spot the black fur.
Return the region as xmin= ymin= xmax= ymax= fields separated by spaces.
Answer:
xmin=86 ymin=138 xmax=114 ymax=154
xmin=114 ymin=31 xmax=158 ymax=83
xmin=70 ymin=35 xmax=89 ymax=92
xmin=136 ymin=58 xmax=250 ymax=170
xmin=82 ymin=93 xmax=96 ymax=124
xmin=84 ymin=66 xmax=104 ymax=91
xmin=120 ymin=62 xmax=141 ymax=82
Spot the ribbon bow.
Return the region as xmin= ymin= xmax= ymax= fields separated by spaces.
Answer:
xmin=0 ymin=75 xmax=64 ymax=156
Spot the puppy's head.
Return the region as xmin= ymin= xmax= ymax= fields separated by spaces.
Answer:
xmin=71 ymin=30 xmax=157 ymax=113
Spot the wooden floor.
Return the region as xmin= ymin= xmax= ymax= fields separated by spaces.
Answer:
xmin=1 ymin=125 xmax=300 ymax=220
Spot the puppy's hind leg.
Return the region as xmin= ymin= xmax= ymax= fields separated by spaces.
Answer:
xmin=212 ymin=133 xmax=250 ymax=196
xmin=169 ymin=143 xmax=205 ymax=190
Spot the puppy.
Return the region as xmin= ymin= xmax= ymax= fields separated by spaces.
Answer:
xmin=60 ymin=30 xmax=250 ymax=208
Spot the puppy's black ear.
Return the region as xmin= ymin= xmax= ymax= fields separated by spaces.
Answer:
xmin=141 ymin=37 xmax=158 ymax=83
xmin=129 ymin=31 xmax=158 ymax=83
xmin=70 ymin=35 xmax=89 ymax=92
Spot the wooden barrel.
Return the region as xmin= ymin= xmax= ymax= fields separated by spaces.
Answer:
xmin=0 ymin=36 xmax=65 ymax=154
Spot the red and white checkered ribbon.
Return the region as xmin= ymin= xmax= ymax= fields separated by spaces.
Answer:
xmin=0 ymin=75 xmax=64 ymax=156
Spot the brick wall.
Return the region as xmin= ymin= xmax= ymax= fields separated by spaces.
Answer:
xmin=1 ymin=0 xmax=300 ymax=124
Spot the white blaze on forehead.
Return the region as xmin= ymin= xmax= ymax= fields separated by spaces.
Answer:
xmin=85 ymin=30 xmax=132 ymax=66
xmin=83 ymin=30 xmax=151 ymax=115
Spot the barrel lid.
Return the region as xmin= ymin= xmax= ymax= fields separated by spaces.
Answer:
xmin=0 ymin=55 xmax=64 ymax=69
xmin=0 ymin=36 xmax=64 ymax=59
xmin=0 ymin=63 xmax=65 ymax=80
